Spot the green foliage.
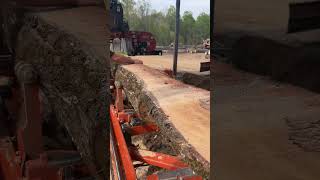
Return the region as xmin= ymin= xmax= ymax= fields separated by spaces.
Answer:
xmin=166 ymin=5 xmax=176 ymax=31
xmin=121 ymin=0 xmax=136 ymax=21
xmin=181 ymin=11 xmax=196 ymax=45
xmin=120 ymin=0 xmax=210 ymax=46
xmin=115 ymin=51 xmax=128 ymax=56
xmin=195 ymin=13 xmax=210 ymax=43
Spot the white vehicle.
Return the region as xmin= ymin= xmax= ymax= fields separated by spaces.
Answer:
xmin=205 ymin=49 xmax=210 ymax=59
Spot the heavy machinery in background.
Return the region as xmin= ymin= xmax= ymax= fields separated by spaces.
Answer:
xmin=110 ymin=0 xmax=162 ymax=56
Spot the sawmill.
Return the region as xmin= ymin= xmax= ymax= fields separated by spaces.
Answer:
xmin=0 ymin=0 xmax=210 ymax=179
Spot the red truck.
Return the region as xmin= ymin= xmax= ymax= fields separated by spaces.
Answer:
xmin=110 ymin=0 xmax=162 ymax=56
xmin=110 ymin=31 xmax=163 ymax=56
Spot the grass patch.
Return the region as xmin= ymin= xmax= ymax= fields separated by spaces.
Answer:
xmin=114 ymin=51 xmax=128 ymax=56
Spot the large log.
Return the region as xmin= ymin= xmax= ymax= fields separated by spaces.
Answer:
xmin=1 ymin=5 xmax=110 ymax=178
xmin=114 ymin=64 xmax=210 ymax=178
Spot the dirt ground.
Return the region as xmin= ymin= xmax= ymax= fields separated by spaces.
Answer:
xmin=135 ymin=53 xmax=209 ymax=75
xmin=214 ymin=0 xmax=320 ymax=178
xmin=213 ymin=61 xmax=320 ymax=180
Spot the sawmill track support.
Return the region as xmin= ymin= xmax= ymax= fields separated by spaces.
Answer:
xmin=0 ymin=60 xmax=93 ymax=179
xmin=110 ymin=81 xmax=203 ymax=180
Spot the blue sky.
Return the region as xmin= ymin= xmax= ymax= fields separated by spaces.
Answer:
xmin=148 ymin=0 xmax=210 ymax=17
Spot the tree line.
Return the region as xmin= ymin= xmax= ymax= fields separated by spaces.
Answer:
xmin=120 ymin=0 xmax=210 ymax=46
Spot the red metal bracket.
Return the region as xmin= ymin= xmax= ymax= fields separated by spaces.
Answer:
xmin=17 ymin=83 xmax=43 ymax=159
xmin=110 ymin=105 xmax=137 ymax=180
xmin=0 ymin=80 xmax=91 ymax=180
xmin=129 ymin=148 xmax=189 ymax=170
xmin=127 ymin=124 xmax=159 ymax=136
xmin=0 ymin=138 xmax=23 ymax=180
xmin=115 ymin=87 xmax=124 ymax=112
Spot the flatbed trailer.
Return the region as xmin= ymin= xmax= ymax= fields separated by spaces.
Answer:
xmin=134 ymin=49 xmax=163 ymax=56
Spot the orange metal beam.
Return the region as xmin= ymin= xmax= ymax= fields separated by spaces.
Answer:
xmin=110 ymin=105 xmax=137 ymax=180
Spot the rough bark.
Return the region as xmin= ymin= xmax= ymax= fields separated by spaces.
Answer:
xmin=1 ymin=5 xmax=109 ymax=178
